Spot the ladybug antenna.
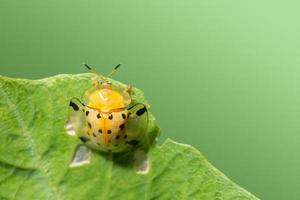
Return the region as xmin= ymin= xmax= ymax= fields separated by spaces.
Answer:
xmin=107 ymin=63 xmax=121 ymax=78
xmin=83 ymin=63 xmax=98 ymax=74
xmin=83 ymin=63 xmax=107 ymax=82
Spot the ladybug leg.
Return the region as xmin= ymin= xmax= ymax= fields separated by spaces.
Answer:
xmin=123 ymin=84 xmax=132 ymax=105
xmin=124 ymin=84 xmax=132 ymax=93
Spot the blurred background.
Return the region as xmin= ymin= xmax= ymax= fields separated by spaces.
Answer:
xmin=1 ymin=1 xmax=300 ymax=199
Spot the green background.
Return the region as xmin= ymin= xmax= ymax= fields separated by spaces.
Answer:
xmin=1 ymin=1 xmax=299 ymax=199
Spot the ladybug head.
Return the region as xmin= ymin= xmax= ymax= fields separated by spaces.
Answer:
xmin=83 ymin=63 xmax=122 ymax=90
xmin=99 ymin=80 xmax=113 ymax=90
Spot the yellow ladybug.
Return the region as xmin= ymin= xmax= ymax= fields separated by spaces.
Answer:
xmin=69 ymin=63 xmax=148 ymax=153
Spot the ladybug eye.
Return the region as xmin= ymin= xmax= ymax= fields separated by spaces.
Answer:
xmin=107 ymin=81 xmax=112 ymax=85
xmin=99 ymin=80 xmax=103 ymax=84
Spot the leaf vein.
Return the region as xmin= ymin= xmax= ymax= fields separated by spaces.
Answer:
xmin=0 ymin=86 xmax=61 ymax=200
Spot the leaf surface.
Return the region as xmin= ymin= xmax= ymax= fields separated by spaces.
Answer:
xmin=0 ymin=74 xmax=258 ymax=200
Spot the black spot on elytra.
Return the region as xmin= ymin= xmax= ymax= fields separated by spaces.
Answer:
xmin=79 ymin=136 xmax=89 ymax=143
xmin=69 ymin=101 xmax=79 ymax=111
xmin=98 ymin=129 xmax=102 ymax=133
xmin=97 ymin=113 xmax=101 ymax=119
xmin=86 ymin=110 xmax=89 ymax=116
xmin=116 ymin=135 xmax=120 ymax=139
xmin=122 ymin=113 xmax=126 ymax=119
xmin=136 ymin=106 xmax=147 ymax=116
xmin=107 ymin=130 xmax=112 ymax=134
xmin=119 ymin=124 xmax=125 ymax=130
xmin=126 ymin=140 xmax=139 ymax=146
xmin=87 ymin=122 xmax=92 ymax=128
xmin=108 ymin=114 xmax=113 ymax=120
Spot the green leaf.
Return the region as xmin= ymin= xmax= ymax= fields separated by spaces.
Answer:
xmin=0 ymin=74 xmax=259 ymax=200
